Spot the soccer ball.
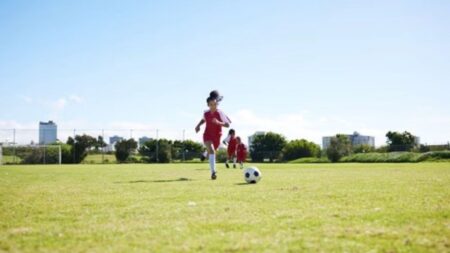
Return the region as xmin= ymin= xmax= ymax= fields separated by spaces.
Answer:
xmin=244 ymin=167 xmax=262 ymax=184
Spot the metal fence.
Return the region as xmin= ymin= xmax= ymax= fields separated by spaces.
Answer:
xmin=0 ymin=128 xmax=204 ymax=164
xmin=0 ymin=128 xmax=194 ymax=146
xmin=1 ymin=128 xmax=449 ymax=165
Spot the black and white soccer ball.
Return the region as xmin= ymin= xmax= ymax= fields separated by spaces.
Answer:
xmin=244 ymin=167 xmax=262 ymax=184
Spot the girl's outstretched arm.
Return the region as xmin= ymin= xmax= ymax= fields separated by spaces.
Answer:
xmin=195 ymin=119 xmax=205 ymax=133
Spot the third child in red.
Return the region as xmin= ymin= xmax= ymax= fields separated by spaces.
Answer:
xmin=236 ymin=137 xmax=247 ymax=169
xmin=223 ymin=129 xmax=237 ymax=168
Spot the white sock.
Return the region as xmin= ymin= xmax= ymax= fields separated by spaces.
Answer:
xmin=209 ymin=154 xmax=216 ymax=174
xmin=233 ymin=157 xmax=237 ymax=165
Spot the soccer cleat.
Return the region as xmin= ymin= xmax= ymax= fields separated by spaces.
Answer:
xmin=225 ymin=163 xmax=229 ymax=168
xmin=211 ymin=172 xmax=217 ymax=180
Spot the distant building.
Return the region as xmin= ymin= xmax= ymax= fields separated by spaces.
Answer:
xmin=107 ymin=135 xmax=124 ymax=152
xmin=414 ymin=136 xmax=420 ymax=145
xmin=39 ymin=121 xmax=57 ymax=145
xmin=248 ymin=131 xmax=265 ymax=149
xmin=322 ymin=131 xmax=375 ymax=149
xmin=138 ymin=136 xmax=152 ymax=148
xmin=109 ymin=135 xmax=123 ymax=145
xmin=104 ymin=144 xmax=114 ymax=153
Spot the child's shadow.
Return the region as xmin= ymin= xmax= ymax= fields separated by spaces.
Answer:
xmin=234 ymin=183 xmax=254 ymax=186
xmin=114 ymin=178 xmax=192 ymax=184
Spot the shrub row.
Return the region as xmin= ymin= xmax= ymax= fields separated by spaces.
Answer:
xmin=340 ymin=151 xmax=450 ymax=163
xmin=288 ymin=151 xmax=450 ymax=163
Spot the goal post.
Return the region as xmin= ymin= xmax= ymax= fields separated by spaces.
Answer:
xmin=58 ymin=145 xmax=62 ymax=165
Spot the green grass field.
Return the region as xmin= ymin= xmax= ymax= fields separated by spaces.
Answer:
xmin=1 ymin=163 xmax=449 ymax=252
xmin=82 ymin=154 xmax=117 ymax=164
xmin=1 ymin=156 xmax=21 ymax=164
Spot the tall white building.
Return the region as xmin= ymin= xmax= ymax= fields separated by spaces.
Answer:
xmin=322 ymin=131 xmax=375 ymax=149
xmin=39 ymin=121 xmax=57 ymax=144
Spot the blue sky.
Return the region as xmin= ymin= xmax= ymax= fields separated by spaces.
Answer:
xmin=1 ymin=0 xmax=449 ymax=146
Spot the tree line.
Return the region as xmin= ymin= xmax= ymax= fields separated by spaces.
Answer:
xmin=325 ymin=131 xmax=431 ymax=162
xmin=3 ymin=130 xmax=447 ymax=164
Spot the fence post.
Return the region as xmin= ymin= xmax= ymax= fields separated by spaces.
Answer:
xmin=156 ymin=129 xmax=159 ymax=162
xmin=182 ymin=129 xmax=186 ymax=162
xmin=102 ymin=129 xmax=105 ymax=164
xmin=43 ymin=145 xmax=46 ymax=164
xmin=73 ymin=129 xmax=76 ymax=163
xmin=59 ymin=145 xmax=62 ymax=165
xmin=13 ymin=128 xmax=16 ymax=164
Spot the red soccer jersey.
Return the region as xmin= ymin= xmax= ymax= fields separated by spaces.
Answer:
xmin=203 ymin=109 xmax=231 ymax=149
xmin=224 ymin=135 xmax=237 ymax=156
xmin=237 ymin=143 xmax=247 ymax=162
xmin=228 ymin=137 xmax=237 ymax=152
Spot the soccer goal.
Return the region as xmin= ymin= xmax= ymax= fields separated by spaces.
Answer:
xmin=0 ymin=144 xmax=62 ymax=165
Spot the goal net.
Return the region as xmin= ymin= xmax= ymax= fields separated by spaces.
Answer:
xmin=0 ymin=144 xmax=61 ymax=165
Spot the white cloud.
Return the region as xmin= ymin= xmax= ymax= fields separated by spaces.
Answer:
xmin=68 ymin=95 xmax=82 ymax=104
xmin=53 ymin=98 xmax=68 ymax=111
xmin=227 ymin=109 xmax=393 ymax=147
xmin=108 ymin=122 xmax=157 ymax=130
xmin=106 ymin=121 xmax=186 ymax=140
xmin=0 ymin=120 xmax=35 ymax=129
xmin=20 ymin=95 xmax=33 ymax=104
xmin=41 ymin=95 xmax=85 ymax=121
xmin=2 ymin=107 xmax=448 ymax=146
xmin=0 ymin=120 xmax=38 ymax=144
xmin=228 ymin=109 xmax=321 ymax=145
xmin=38 ymin=95 xmax=84 ymax=112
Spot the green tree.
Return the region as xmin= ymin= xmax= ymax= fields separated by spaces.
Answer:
xmin=250 ymin=132 xmax=287 ymax=162
xmin=94 ymin=136 xmax=107 ymax=151
xmin=418 ymin=144 xmax=430 ymax=153
xmin=326 ymin=134 xmax=352 ymax=162
xmin=139 ymin=139 xmax=172 ymax=163
xmin=172 ymin=140 xmax=204 ymax=161
xmin=216 ymin=148 xmax=228 ymax=163
xmin=115 ymin=139 xmax=138 ymax=163
xmin=386 ymin=131 xmax=417 ymax=152
xmin=376 ymin=145 xmax=389 ymax=153
xmin=353 ymin=144 xmax=375 ymax=154
xmin=60 ymin=144 xmax=73 ymax=164
xmin=67 ymin=134 xmax=98 ymax=163
xmin=281 ymin=139 xmax=321 ymax=161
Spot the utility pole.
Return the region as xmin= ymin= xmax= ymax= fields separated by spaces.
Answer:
xmin=156 ymin=129 xmax=159 ymax=162
xmin=43 ymin=145 xmax=46 ymax=164
xmin=102 ymin=129 xmax=105 ymax=164
xmin=58 ymin=145 xmax=62 ymax=165
xmin=12 ymin=129 xmax=16 ymax=164
xmin=73 ymin=129 xmax=76 ymax=163
xmin=0 ymin=144 xmax=3 ymax=166
xmin=182 ymin=129 xmax=186 ymax=162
